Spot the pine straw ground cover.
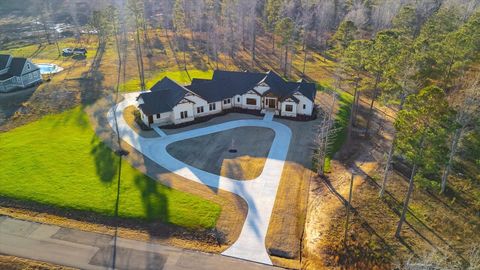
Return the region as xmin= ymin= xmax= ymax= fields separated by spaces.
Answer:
xmin=0 ymin=107 xmax=221 ymax=229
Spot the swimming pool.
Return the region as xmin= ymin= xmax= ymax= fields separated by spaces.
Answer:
xmin=37 ymin=63 xmax=63 ymax=75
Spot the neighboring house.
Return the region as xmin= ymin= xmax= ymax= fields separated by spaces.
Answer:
xmin=0 ymin=54 xmax=42 ymax=93
xmin=137 ymin=70 xmax=317 ymax=127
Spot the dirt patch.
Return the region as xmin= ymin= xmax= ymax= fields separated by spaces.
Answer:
xmin=123 ymin=105 xmax=158 ymax=138
xmin=302 ymin=97 xmax=480 ymax=269
xmin=263 ymin=113 xmax=322 ymax=268
xmin=0 ymin=254 xmax=75 ymax=270
xmin=167 ymin=127 xmax=274 ymax=180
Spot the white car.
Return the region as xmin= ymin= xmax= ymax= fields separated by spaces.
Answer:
xmin=62 ymin=48 xmax=73 ymax=55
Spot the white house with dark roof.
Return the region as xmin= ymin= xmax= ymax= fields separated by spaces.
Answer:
xmin=0 ymin=54 xmax=42 ymax=93
xmin=137 ymin=70 xmax=317 ymax=127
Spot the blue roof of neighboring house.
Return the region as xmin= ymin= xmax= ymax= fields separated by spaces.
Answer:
xmin=0 ymin=55 xmax=39 ymax=80
xmin=0 ymin=54 xmax=11 ymax=70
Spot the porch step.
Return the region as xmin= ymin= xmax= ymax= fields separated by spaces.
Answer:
xmin=152 ymin=126 xmax=168 ymax=137
xmin=263 ymin=110 xmax=274 ymax=121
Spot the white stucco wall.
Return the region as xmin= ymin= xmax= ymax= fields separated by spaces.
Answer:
xmin=233 ymin=95 xmax=242 ymax=107
xmin=152 ymin=112 xmax=172 ymax=126
xmin=222 ymin=98 xmax=233 ymax=109
xmin=186 ymin=95 xmax=209 ymax=117
xmin=241 ymin=93 xmax=261 ymax=110
xmin=205 ymin=101 xmax=222 ymax=115
xmin=141 ymin=111 xmax=149 ymax=126
xmin=280 ymin=101 xmax=297 ymax=117
xmin=172 ymin=102 xmax=195 ymax=124
xmin=293 ymin=93 xmax=314 ymax=116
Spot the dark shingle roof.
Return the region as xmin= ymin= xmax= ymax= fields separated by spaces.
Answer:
xmin=189 ymin=70 xmax=317 ymax=102
xmin=0 ymin=73 xmax=13 ymax=80
xmin=138 ymin=89 xmax=187 ymax=115
xmin=0 ymin=54 xmax=11 ymax=70
xmin=138 ymin=70 xmax=317 ymax=115
xmin=186 ymin=80 xmax=229 ymax=103
xmin=8 ymin=58 xmax=28 ymax=76
xmin=137 ymin=77 xmax=192 ymax=115
xmin=287 ymin=81 xmax=317 ymax=102
xmin=187 ymin=70 xmax=265 ymax=103
xmin=151 ymin=77 xmax=190 ymax=93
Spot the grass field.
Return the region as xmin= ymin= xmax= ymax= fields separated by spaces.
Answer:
xmin=0 ymin=107 xmax=221 ymax=229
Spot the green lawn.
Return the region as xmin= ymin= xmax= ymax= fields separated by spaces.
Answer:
xmin=323 ymin=87 xmax=353 ymax=173
xmin=121 ymin=69 xmax=214 ymax=92
xmin=0 ymin=107 xmax=221 ymax=229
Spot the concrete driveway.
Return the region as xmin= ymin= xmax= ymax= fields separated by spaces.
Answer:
xmin=108 ymin=93 xmax=292 ymax=265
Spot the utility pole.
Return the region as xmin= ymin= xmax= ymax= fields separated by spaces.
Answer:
xmin=344 ymin=171 xmax=355 ymax=246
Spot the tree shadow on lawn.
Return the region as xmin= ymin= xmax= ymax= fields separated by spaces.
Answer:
xmin=90 ymin=137 xmax=118 ymax=183
xmin=134 ymin=174 xmax=169 ymax=230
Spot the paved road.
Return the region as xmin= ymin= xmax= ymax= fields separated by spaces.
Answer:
xmin=108 ymin=93 xmax=292 ymax=264
xmin=0 ymin=215 xmax=279 ymax=270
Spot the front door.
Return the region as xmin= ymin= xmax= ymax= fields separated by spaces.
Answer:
xmin=267 ymin=98 xmax=276 ymax=109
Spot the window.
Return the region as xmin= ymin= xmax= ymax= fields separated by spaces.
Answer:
xmin=156 ymin=113 xmax=161 ymax=118
xmin=237 ymin=97 xmax=240 ymax=102
xmin=197 ymin=106 xmax=204 ymax=113
xmin=285 ymin=104 xmax=293 ymax=112
xmin=209 ymin=103 xmax=216 ymax=111
xmin=223 ymin=98 xmax=231 ymax=104
xmin=303 ymin=104 xmax=306 ymax=109
xmin=26 ymin=64 xmax=30 ymax=70
xmin=180 ymin=111 xmax=188 ymax=119
xmin=246 ymin=98 xmax=257 ymax=105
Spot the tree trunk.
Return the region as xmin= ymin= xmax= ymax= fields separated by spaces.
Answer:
xmin=380 ymin=95 xmax=406 ymax=197
xmin=183 ymin=39 xmax=187 ymax=71
xmin=380 ymin=137 xmax=395 ymax=197
xmin=272 ymin=33 xmax=275 ymax=54
xmin=302 ymin=36 xmax=307 ymax=76
xmin=364 ymin=74 xmax=380 ymax=136
xmin=395 ymin=163 xmax=417 ymax=238
xmin=241 ymin=17 xmax=245 ymax=51
xmin=441 ymin=127 xmax=462 ymax=193
xmin=251 ymin=23 xmax=256 ymax=68
xmin=283 ymin=45 xmax=288 ymax=77
xmin=302 ymin=49 xmax=307 ymax=76
xmin=135 ymin=25 xmax=145 ymax=90
xmin=347 ymin=80 xmax=359 ymax=142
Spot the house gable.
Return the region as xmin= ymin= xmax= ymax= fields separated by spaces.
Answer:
xmin=284 ymin=98 xmax=296 ymax=103
xmin=178 ymin=98 xmax=194 ymax=104
xmin=246 ymin=89 xmax=260 ymax=95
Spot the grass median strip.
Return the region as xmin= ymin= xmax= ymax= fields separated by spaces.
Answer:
xmin=0 ymin=107 xmax=221 ymax=229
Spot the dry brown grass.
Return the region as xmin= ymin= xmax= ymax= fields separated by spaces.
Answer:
xmin=302 ymin=102 xmax=480 ymax=269
xmin=220 ymin=156 xmax=267 ymax=180
xmin=0 ymin=254 xmax=75 ymax=270
xmin=267 ymin=162 xmax=313 ymax=269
